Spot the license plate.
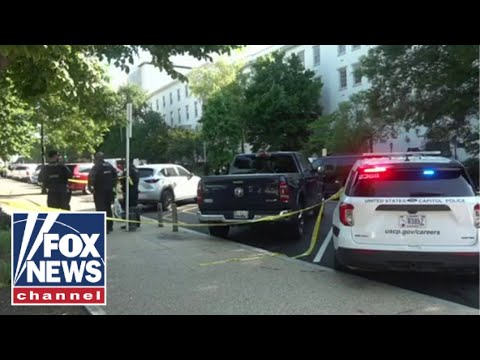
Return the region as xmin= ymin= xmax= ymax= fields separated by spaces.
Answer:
xmin=234 ymin=211 xmax=249 ymax=220
xmin=399 ymin=215 xmax=426 ymax=228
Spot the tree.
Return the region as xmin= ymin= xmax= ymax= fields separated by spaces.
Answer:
xmin=189 ymin=58 xmax=245 ymax=102
xmin=0 ymin=45 xmax=241 ymax=101
xmin=359 ymin=45 xmax=479 ymax=155
xmin=99 ymin=84 xmax=151 ymax=159
xmin=166 ymin=128 xmax=202 ymax=166
xmin=131 ymin=111 xmax=170 ymax=163
xmin=306 ymin=93 xmax=395 ymax=155
xmin=244 ymin=51 xmax=323 ymax=152
xmin=199 ymin=82 xmax=246 ymax=170
xmin=0 ymin=87 xmax=35 ymax=160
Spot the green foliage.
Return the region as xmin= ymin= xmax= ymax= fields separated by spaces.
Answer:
xmin=0 ymin=46 xmax=241 ymax=161
xmin=306 ymin=93 xmax=395 ymax=155
xmin=0 ymin=45 xmax=241 ymax=99
xmin=0 ymin=84 xmax=36 ymax=159
xmin=359 ymin=45 xmax=479 ymax=154
xmin=189 ymin=58 xmax=245 ymax=102
xmin=200 ymin=83 xmax=245 ymax=169
xmin=0 ymin=230 xmax=10 ymax=287
xmin=244 ymin=51 xmax=322 ymax=151
xmin=131 ymin=111 xmax=170 ymax=163
xmin=166 ymin=127 xmax=202 ymax=166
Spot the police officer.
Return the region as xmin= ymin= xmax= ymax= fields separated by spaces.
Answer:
xmin=38 ymin=150 xmax=72 ymax=210
xmin=88 ymin=152 xmax=118 ymax=234
xmin=120 ymin=160 xmax=140 ymax=230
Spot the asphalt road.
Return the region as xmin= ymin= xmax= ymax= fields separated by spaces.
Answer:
xmin=141 ymin=201 xmax=479 ymax=310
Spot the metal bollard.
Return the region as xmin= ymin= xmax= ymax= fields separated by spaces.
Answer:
xmin=157 ymin=203 xmax=164 ymax=228
xmin=172 ymin=202 xmax=178 ymax=232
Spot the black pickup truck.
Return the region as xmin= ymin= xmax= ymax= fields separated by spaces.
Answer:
xmin=197 ymin=152 xmax=324 ymax=239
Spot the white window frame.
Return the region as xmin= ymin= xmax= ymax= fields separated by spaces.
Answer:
xmin=312 ymin=45 xmax=320 ymax=66
xmin=352 ymin=45 xmax=361 ymax=51
xmin=297 ymin=50 xmax=305 ymax=67
xmin=178 ymin=108 xmax=182 ymax=123
xmin=352 ymin=63 xmax=362 ymax=86
xmin=338 ymin=66 xmax=347 ymax=89
xmin=338 ymin=45 xmax=346 ymax=56
xmin=177 ymin=89 xmax=181 ymax=101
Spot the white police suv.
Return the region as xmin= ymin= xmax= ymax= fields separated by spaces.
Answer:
xmin=332 ymin=152 xmax=480 ymax=273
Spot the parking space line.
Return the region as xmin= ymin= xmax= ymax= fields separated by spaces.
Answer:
xmin=313 ymin=228 xmax=333 ymax=263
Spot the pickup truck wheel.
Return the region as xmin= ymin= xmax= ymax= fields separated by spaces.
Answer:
xmin=290 ymin=213 xmax=305 ymax=240
xmin=161 ymin=189 xmax=174 ymax=211
xmin=209 ymin=225 xmax=229 ymax=238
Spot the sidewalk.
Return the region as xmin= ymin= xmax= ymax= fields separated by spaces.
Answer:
xmin=1 ymin=178 xmax=478 ymax=315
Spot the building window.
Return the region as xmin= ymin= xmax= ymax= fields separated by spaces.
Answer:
xmin=177 ymin=89 xmax=181 ymax=101
xmin=186 ymin=105 xmax=189 ymax=120
xmin=312 ymin=45 xmax=320 ymax=66
xmin=352 ymin=45 xmax=361 ymax=51
xmin=185 ymin=85 xmax=189 ymax=98
xmin=163 ymin=96 xmax=166 ymax=108
xmin=170 ymin=92 xmax=173 ymax=105
xmin=297 ymin=50 xmax=305 ymax=68
xmin=352 ymin=63 xmax=362 ymax=85
xmin=338 ymin=45 xmax=346 ymax=56
xmin=170 ymin=111 xmax=174 ymax=126
xmin=178 ymin=108 xmax=181 ymax=123
xmin=338 ymin=67 xmax=347 ymax=89
xmin=194 ymin=101 xmax=198 ymax=118
xmin=156 ymin=99 xmax=159 ymax=111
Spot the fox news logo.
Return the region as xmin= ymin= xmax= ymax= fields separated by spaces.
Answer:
xmin=11 ymin=212 xmax=106 ymax=306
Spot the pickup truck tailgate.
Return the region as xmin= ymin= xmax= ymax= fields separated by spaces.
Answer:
xmin=200 ymin=174 xmax=284 ymax=212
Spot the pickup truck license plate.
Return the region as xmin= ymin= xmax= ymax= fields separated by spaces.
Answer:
xmin=234 ymin=211 xmax=249 ymax=220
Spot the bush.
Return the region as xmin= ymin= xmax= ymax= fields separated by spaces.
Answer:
xmin=0 ymin=230 xmax=10 ymax=287
xmin=0 ymin=209 xmax=11 ymax=230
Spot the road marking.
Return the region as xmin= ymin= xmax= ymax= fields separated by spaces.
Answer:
xmin=313 ymin=228 xmax=333 ymax=263
xmin=85 ymin=305 xmax=107 ymax=315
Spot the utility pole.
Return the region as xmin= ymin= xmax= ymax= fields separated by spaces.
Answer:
xmin=40 ymin=116 xmax=45 ymax=166
xmin=126 ymin=103 xmax=133 ymax=231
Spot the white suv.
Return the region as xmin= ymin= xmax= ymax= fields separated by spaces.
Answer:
xmin=332 ymin=152 xmax=479 ymax=273
xmin=137 ymin=164 xmax=200 ymax=210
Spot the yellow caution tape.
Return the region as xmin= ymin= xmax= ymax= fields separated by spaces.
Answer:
xmin=68 ymin=179 xmax=88 ymax=184
xmin=68 ymin=176 xmax=133 ymax=186
xmin=0 ymin=188 xmax=346 ymax=268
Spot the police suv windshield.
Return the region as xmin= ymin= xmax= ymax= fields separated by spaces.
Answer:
xmin=348 ymin=166 xmax=476 ymax=197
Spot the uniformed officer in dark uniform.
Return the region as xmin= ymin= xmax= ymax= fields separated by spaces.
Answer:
xmin=120 ymin=160 xmax=140 ymax=230
xmin=38 ymin=150 xmax=72 ymax=210
xmin=88 ymin=152 xmax=118 ymax=233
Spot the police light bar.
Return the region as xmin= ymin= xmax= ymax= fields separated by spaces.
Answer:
xmin=363 ymin=166 xmax=387 ymax=173
xmin=362 ymin=151 xmax=441 ymax=157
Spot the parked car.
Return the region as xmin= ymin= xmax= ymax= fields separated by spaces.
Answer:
xmin=31 ymin=165 xmax=44 ymax=185
xmin=10 ymin=164 xmax=39 ymax=183
xmin=66 ymin=163 xmax=94 ymax=194
xmin=137 ymin=164 xmax=201 ymax=210
xmin=332 ymin=151 xmax=479 ymax=273
xmin=197 ymin=151 xmax=324 ymax=239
